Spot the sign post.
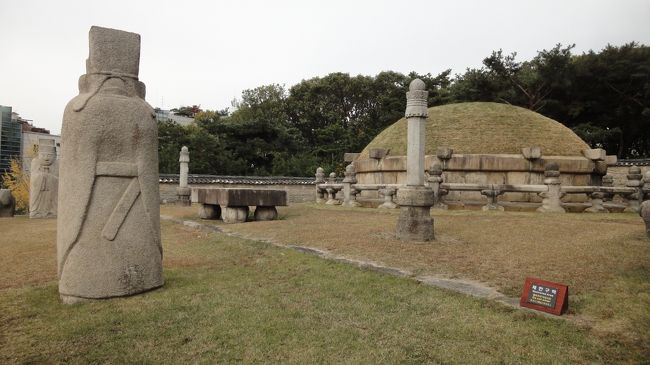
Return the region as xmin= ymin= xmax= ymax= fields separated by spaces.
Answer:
xmin=520 ymin=277 xmax=568 ymax=316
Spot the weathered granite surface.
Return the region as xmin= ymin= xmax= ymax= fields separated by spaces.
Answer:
xmin=193 ymin=188 xmax=287 ymax=207
xmin=641 ymin=200 xmax=650 ymax=239
xmin=57 ymin=26 xmax=163 ymax=303
xmin=176 ymin=146 xmax=191 ymax=206
xmin=0 ymin=189 xmax=15 ymax=218
xmin=29 ymin=139 xmax=58 ymax=218
xmin=395 ymin=79 xmax=434 ymax=241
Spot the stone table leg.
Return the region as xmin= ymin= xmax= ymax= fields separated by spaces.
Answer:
xmin=198 ymin=204 xmax=221 ymax=220
xmin=254 ymin=206 xmax=278 ymax=221
xmin=223 ymin=206 xmax=249 ymax=223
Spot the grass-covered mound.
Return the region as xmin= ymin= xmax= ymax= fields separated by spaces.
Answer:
xmin=360 ymin=102 xmax=589 ymax=158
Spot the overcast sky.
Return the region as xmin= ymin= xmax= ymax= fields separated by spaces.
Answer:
xmin=1 ymin=0 xmax=649 ymax=134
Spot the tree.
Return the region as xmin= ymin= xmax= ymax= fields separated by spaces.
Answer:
xmin=1 ymin=159 xmax=29 ymax=213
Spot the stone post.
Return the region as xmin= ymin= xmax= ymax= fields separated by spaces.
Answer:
xmin=395 ymin=79 xmax=434 ymax=241
xmin=342 ymin=163 xmax=360 ymax=207
xmin=537 ymin=163 xmax=565 ymax=213
xmin=585 ymin=190 xmax=608 ymax=213
xmin=315 ymin=167 xmax=326 ymax=203
xmin=624 ymin=166 xmax=643 ymax=213
xmin=480 ymin=188 xmax=505 ymax=211
xmin=378 ymin=188 xmax=398 ymax=209
xmin=427 ymin=162 xmax=448 ymax=210
xmin=325 ymin=172 xmax=341 ymax=205
xmin=176 ymin=146 xmax=191 ymax=206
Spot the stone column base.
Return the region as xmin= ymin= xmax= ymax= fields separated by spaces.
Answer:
xmin=223 ymin=206 xmax=249 ymax=223
xmin=176 ymin=194 xmax=191 ymax=206
xmin=395 ymin=186 xmax=434 ymax=241
xmin=254 ymin=206 xmax=278 ymax=221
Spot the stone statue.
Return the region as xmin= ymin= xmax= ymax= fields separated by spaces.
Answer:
xmin=57 ymin=26 xmax=163 ymax=303
xmin=641 ymin=201 xmax=650 ymax=239
xmin=29 ymin=139 xmax=59 ymax=218
xmin=0 ymin=189 xmax=15 ymax=218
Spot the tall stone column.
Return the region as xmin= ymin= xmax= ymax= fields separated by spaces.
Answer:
xmin=176 ymin=146 xmax=191 ymax=206
xmin=395 ymin=79 xmax=434 ymax=241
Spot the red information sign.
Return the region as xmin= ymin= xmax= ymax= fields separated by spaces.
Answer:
xmin=519 ymin=277 xmax=568 ymax=316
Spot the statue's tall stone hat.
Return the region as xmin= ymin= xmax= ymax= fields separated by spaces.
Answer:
xmin=38 ymin=138 xmax=56 ymax=154
xmin=87 ymin=26 xmax=140 ymax=77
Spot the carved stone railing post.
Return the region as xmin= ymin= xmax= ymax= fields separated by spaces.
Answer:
xmin=325 ymin=172 xmax=341 ymax=205
xmin=176 ymin=146 xmax=191 ymax=206
xmin=342 ymin=163 xmax=360 ymax=207
xmin=585 ymin=190 xmax=607 ymax=213
xmin=378 ymin=188 xmax=398 ymax=209
xmin=624 ymin=166 xmax=643 ymax=213
xmin=427 ymin=162 xmax=448 ymax=210
xmin=480 ymin=187 xmax=505 ymax=211
xmin=395 ymin=79 xmax=434 ymax=241
xmin=537 ymin=163 xmax=565 ymax=213
xmin=315 ymin=167 xmax=326 ymax=204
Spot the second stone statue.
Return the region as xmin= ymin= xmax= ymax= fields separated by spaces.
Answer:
xmin=57 ymin=26 xmax=163 ymax=303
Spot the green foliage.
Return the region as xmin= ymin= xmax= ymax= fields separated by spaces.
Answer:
xmin=158 ymin=42 xmax=650 ymax=175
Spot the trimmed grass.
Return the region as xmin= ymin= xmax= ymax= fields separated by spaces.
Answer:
xmin=0 ymin=215 xmax=611 ymax=363
xmin=164 ymin=203 xmax=650 ymax=362
xmin=360 ymin=102 xmax=590 ymax=158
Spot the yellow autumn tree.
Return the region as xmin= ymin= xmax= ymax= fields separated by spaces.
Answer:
xmin=2 ymin=158 xmax=30 ymax=213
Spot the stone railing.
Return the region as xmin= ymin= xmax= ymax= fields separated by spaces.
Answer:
xmin=315 ymin=164 xmax=650 ymax=213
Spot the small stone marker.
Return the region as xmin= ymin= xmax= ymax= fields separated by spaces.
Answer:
xmin=520 ymin=277 xmax=568 ymax=316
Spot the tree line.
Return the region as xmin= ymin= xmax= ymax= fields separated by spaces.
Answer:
xmin=158 ymin=42 xmax=650 ymax=177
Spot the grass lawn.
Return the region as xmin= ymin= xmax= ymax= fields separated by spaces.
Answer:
xmin=0 ymin=205 xmax=647 ymax=363
xmin=163 ymin=203 xmax=650 ymax=362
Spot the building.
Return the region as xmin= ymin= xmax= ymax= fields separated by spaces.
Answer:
xmin=155 ymin=109 xmax=195 ymax=126
xmin=0 ymin=105 xmax=61 ymax=175
xmin=0 ymin=105 xmax=23 ymax=173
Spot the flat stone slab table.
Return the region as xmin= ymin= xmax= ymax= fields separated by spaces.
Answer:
xmin=191 ymin=188 xmax=287 ymax=223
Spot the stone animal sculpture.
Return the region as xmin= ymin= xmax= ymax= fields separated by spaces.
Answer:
xmin=0 ymin=189 xmax=16 ymax=217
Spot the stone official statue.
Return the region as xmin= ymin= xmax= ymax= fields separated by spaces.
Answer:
xmin=57 ymin=26 xmax=163 ymax=303
xmin=29 ymin=139 xmax=59 ymax=218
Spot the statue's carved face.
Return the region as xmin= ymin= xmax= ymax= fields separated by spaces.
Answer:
xmin=40 ymin=152 xmax=55 ymax=166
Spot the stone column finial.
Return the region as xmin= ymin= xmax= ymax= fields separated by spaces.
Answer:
xmin=176 ymin=146 xmax=191 ymax=206
xmin=395 ymin=79 xmax=434 ymax=241
xmin=537 ymin=162 xmax=565 ymax=213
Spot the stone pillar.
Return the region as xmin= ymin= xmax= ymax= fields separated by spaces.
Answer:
xmin=57 ymin=26 xmax=163 ymax=303
xmin=624 ymin=166 xmax=643 ymax=213
xmin=378 ymin=188 xmax=398 ymax=209
xmin=481 ymin=188 xmax=505 ymax=211
xmin=585 ymin=190 xmax=608 ymax=213
xmin=342 ymin=163 xmax=360 ymax=207
xmin=29 ymin=138 xmax=59 ymax=218
xmin=325 ymin=172 xmax=341 ymax=205
xmin=315 ymin=167 xmax=326 ymax=204
xmin=0 ymin=189 xmax=16 ymax=218
xmin=537 ymin=163 xmax=565 ymax=213
xmin=427 ymin=162 xmax=448 ymax=210
xmin=395 ymin=79 xmax=434 ymax=241
xmin=176 ymin=146 xmax=191 ymax=206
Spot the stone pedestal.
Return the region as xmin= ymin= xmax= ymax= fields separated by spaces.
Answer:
xmin=176 ymin=187 xmax=191 ymax=206
xmin=378 ymin=188 xmax=398 ymax=209
xmin=254 ymin=206 xmax=278 ymax=221
xmin=585 ymin=191 xmax=608 ymax=213
xmin=223 ymin=206 xmax=249 ymax=223
xmin=198 ymin=204 xmax=221 ymax=219
xmin=395 ymin=186 xmax=434 ymax=241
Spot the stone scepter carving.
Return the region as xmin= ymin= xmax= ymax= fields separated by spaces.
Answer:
xmin=395 ymin=79 xmax=434 ymax=241
xmin=176 ymin=146 xmax=191 ymax=206
xmin=57 ymin=26 xmax=163 ymax=304
xmin=29 ymin=139 xmax=59 ymax=218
